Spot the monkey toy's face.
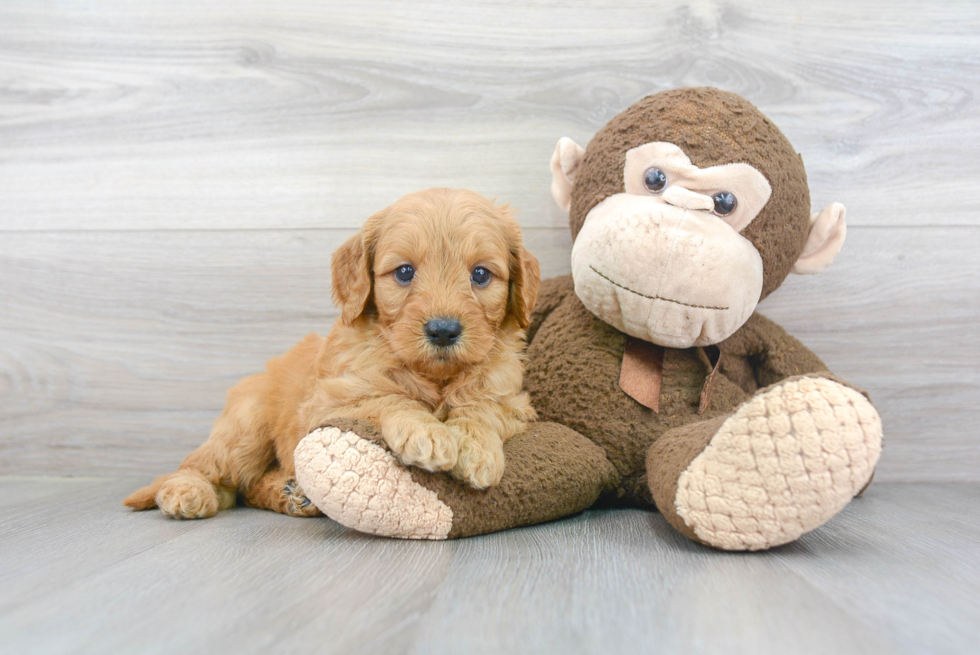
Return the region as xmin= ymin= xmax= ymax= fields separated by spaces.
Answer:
xmin=550 ymin=90 xmax=847 ymax=349
xmin=568 ymin=141 xmax=773 ymax=348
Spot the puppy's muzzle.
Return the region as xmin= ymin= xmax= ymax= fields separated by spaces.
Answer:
xmin=425 ymin=318 xmax=462 ymax=348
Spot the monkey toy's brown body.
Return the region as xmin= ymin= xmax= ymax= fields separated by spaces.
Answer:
xmin=518 ymin=276 xmax=878 ymax=549
xmin=294 ymin=88 xmax=882 ymax=551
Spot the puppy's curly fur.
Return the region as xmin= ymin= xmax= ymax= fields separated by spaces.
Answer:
xmin=124 ymin=188 xmax=540 ymax=519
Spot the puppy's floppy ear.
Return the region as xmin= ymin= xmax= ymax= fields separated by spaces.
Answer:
xmin=331 ymin=212 xmax=381 ymax=326
xmin=507 ymin=227 xmax=541 ymax=330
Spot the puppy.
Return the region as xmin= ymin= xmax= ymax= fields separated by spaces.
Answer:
xmin=123 ymin=188 xmax=541 ymax=519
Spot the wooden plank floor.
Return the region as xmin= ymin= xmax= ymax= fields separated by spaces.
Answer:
xmin=1 ymin=478 xmax=977 ymax=654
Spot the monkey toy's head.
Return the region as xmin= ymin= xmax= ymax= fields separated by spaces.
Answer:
xmin=550 ymin=87 xmax=846 ymax=349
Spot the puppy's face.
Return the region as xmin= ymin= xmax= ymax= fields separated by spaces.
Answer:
xmin=332 ymin=188 xmax=540 ymax=379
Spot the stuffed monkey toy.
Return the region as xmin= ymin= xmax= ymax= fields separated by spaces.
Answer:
xmin=294 ymin=87 xmax=882 ymax=551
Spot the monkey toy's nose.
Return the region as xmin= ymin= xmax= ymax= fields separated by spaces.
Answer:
xmin=662 ymin=185 xmax=714 ymax=212
xmin=425 ymin=318 xmax=463 ymax=348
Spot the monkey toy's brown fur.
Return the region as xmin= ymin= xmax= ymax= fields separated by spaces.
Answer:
xmin=295 ymin=88 xmax=882 ymax=551
xmin=124 ymin=188 xmax=540 ymax=519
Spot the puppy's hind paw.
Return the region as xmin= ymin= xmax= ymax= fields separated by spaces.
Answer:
xmin=156 ymin=473 xmax=220 ymax=519
xmin=282 ymin=478 xmax=321 ymax=517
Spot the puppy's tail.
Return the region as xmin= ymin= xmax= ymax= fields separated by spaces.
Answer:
xmin=122 ymin=473 xmax=174 ymax=510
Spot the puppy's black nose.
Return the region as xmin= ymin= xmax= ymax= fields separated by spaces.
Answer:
xmin=425 ymin=318 xmax=462 ymax=348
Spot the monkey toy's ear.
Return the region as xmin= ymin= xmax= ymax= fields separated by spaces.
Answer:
xmin=792 ymin=202 xmax=847 ymax=275
xmin=550 ymin=137 xmax=586 ymax=211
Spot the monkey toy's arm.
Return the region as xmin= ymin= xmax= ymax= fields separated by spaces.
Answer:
xmin=734 ymin=312 xmax=881 ymax=480
xmin=730 ymin=311 xmax=882 ymax=491
xmin=725 ymin=312 xmax=844 ymax=389
xmin=525 ymin=274 xmax=575 ymax=345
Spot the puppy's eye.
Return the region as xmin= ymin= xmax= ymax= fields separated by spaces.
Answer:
xmin=393 ymin=264 xmax=415 ymax=285
xmin=471 ymin=266 xmax=491 ymax=287
xmin=712 ymin=192 xmax=737 ymax=216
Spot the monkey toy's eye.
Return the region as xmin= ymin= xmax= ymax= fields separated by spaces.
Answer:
xmin=471 ymin=266 xmax=492 ymax=287
xmin=394 ymin=264 xmax=415 ymax=285
xmin=712 ymin=192 xmax=737 ymax=216
xmin=643 ymin=167 xmax=668 ymax=194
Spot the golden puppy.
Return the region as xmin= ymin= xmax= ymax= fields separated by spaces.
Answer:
xmin=124 ymin=188 xmax=540 ymax=519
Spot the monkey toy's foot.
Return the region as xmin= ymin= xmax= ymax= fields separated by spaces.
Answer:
xmin=294 ymin=418 xmax=618 ymax=540
xmin=652 ymin=376 xmax=883 ymax=551
xmin=294 ymin=424 xmax=455 ymax=539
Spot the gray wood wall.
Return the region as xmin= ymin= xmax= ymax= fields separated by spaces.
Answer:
xmin=2 ymin=1 xmax=978 ymax=481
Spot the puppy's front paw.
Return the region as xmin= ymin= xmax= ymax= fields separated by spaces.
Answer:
xmin=386 ymin=421 xmax=458 ymax=472
xmin=453 ymin=438 xmax=505 ymax=489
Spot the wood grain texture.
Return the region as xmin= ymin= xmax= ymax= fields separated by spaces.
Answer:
xmin=1 ymin=1 xmax=979 ymax=480
xmin=1 ymin=0 xmax=978 ymax=231
xmin=2 ymin=227 xmax=977 ymax=480
xmin=0 ymin=478 xmax=977 ymax=654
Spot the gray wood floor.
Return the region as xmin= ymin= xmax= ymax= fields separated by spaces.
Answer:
xmin=1 ymin=478 xmax=977 ymax=655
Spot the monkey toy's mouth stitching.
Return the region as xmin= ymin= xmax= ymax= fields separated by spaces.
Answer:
xmin=588 ymin=265 xmax=729 ymax=311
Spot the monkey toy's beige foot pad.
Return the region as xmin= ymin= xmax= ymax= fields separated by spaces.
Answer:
xmin=675 ymin=377 xmax=882 ymax=551
xmin=294 ymin=427 xmax=453 ymax=540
